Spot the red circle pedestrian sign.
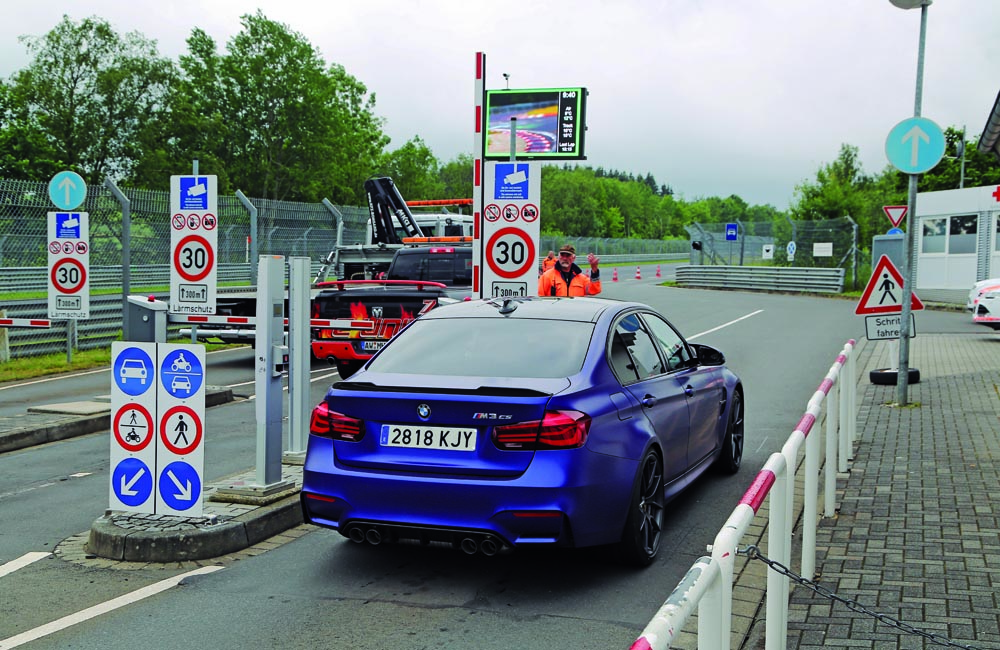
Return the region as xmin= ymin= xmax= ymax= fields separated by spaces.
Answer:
xmin=159 ymin=405 xmax=203 ymax=455
xmin=114 ymin=403 xmax=154 ymax=452
xmin=486 ymin=227 xmax=537 ymax=279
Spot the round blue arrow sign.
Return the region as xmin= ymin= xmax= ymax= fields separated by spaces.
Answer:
xmin=885 ymin=117 xmax=946 ymax=175
xmin=48 ymin=171 xmax=87 ymax=211
xmin=112 ymin=458 xmax=153 ymax=507
xmin=158 ymin=461 xmax=202 ymax=512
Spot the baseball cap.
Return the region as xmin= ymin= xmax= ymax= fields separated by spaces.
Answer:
xmin=559 ymin=244 xmax=576 ymax=255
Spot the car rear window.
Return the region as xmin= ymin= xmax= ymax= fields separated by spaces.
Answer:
xmin=367 ymin=318 xmax=594 ymax=378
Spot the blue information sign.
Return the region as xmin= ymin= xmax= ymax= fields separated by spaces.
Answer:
xmin=885 ymin=117 xmax=946 ymax=175
xmin=112 ymin=458 xmax=153 ymax=507
xmin=48 ymin=171 xmax=87 ymax=211
xmin=888 ymin=227 xmax=904 ymax=235
xmin=178 ymin=176 xmax=210 ymax=210
xmin=493 ymin=163 xmax=530 ymax=200
xmin=113 ymin=347 xmax=155 ymax=397
xmin=158 ymin=461 xmax=202 ymax=512
xmin=786 ymin=241 xmax=797 ymax=257
xmin=160 ymin=348 xmax=204 ymax=398
xmin=725 ymin=223 xmax=738 ymax=241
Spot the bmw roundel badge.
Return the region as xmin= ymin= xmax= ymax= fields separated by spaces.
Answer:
xmin=417 ymin=403 xmax=431 ymax=420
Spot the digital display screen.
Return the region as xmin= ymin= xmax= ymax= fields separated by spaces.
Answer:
xmin=484 ymin=87 xmax=587 ymax=160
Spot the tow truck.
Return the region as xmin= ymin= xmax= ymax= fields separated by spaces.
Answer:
xmin=310 ymin=235 xmax=473 ymax=377
xmin=179 ymin=178 xmax=473 ymax=361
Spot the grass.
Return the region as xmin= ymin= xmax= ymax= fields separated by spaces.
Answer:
xmin=0 ymin=342 xmax=247 ymax=384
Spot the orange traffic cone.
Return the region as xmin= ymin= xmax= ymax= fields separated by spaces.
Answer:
xmin=635 ymin=266 xmax=642 ymax=280
xmin=612 ymin=268 xmax=618 ymax=282
xmin=656 ymin=265 xmax=662 ymax=278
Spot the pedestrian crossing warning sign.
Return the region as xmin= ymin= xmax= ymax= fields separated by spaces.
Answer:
xmin=855 ymin=255 xmax=924 ymax=315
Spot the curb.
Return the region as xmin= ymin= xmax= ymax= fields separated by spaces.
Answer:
xmin=86 ymin=491 xmax=304 ymax=562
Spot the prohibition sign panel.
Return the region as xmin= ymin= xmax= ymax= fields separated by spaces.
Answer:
xmin=114 ymin=402 xmax=154 ymax=452
xmin=50 ymin=257 xmax=86 ymax=294
xmin=484 ymin=204 xmax=501 ymax=222
xmin=173 ymin=234 xmax=215 ymax=282
xmin=172 ymin=214 xmax=186 ymax=230
xmin=486 ymin=227 xmax=537 ymax=279
xmin=159 ymin=404 xmax=203 ymax=455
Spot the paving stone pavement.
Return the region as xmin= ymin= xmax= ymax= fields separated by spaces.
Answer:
xmin=782 ymin=334 xmax=1000 ymax=650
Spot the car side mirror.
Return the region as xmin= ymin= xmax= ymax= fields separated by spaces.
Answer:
xmin=691 ymin=343 xmax=725 ymax=366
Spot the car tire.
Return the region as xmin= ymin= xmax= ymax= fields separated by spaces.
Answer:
xmin=336 ymin=361 xmax=362 ymax=378
xmin=617 ymin=449 xmax=665 ymax=567
xmin=869 ymin=368 xmax=920 ymax=385
xmin=715 ymin=389 xmax=743 ymax=474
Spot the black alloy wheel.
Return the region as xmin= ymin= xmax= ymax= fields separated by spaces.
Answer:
xmin=618 ymin=450 xmax=665 ymax=567
xmin=716 ymin=390 xmax=744 ymax=474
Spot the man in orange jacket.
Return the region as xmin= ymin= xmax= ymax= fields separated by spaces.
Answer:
xmin=538 ymin=244 xmax=602 ymax=297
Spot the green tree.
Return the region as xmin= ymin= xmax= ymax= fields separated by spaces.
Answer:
xmin=377 ymin=136 xmax=445 ymax=200
xmin=1 ymin=15 xmax=175 ymax=184
xmin=158 ymin=12 xmax=388 ymax=204
xmin=439 ymin=154 xmax=473 ymax=199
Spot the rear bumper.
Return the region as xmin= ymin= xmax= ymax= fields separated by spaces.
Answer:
xmin=301 ymin=436 xmax=636 ymax=549
xmin=311 ymin=340 xmax=374 ymax=363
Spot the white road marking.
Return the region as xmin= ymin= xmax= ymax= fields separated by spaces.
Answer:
xmin=0 ymin=565 xmax=224 ymax=649
xmin=69 ymin=472 xmax=91 ymax=478
xmin=231 ymin=368 xmax=340 ymax=401
xmin=0 ymin=552 xmax=51 ymax=579
xmin=687 ymin=310 xmax=764 ymax=340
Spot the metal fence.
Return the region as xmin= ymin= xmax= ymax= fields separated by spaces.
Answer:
xmin=1 ymin=176 xmax=702 ymax=359
xmin=685 ymin=217 xmax=860 ymax=283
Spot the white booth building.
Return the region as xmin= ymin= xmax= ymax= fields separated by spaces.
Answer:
xmin=914 ymin=184 xmax=1000 ymax=303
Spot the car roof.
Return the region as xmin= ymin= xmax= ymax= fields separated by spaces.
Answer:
xmin=421 ymin=296 xmax=644 ymax=323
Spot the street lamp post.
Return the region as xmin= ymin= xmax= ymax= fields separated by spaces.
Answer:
xmin=890 ymin=0 xmax=932 ymax=405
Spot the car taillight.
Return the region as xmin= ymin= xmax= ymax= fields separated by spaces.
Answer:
xmin=492 ymin=410 xmax=590 ymax=450
xmin=309 ymin=402 xmax=365 ymax=442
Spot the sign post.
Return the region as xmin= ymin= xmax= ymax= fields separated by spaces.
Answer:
xmin=155 ymin=343 xmax=206 ymax=516
xmin=169 ymin=175 xmax=218 ymax=315
xmin=110 ymin=342 xmax=158 ymax=514
xmin=47 ymin=211 xmax=90 ymax=320
xmin=480 ymin=161 xmax=540 ymax=298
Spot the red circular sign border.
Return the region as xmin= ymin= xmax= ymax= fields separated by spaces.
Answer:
xmin=486 ymin=227 xmax=537 ymax=279
xmin=159 ymin=405 xmax=203 ymax=455
xmin=50 ymin=257 xmax=87 ymax=294
xmin=173 ymin=234 xmax=215 ymax=282
xmin=113 ymin=403 xmax=154 ymax=452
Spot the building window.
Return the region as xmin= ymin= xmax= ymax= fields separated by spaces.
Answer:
xmin=921 ymin=218 xmax=946 ymax=253
xmin=995 ymin=214 xmax=1000 ymax=252
xmin=949 ymin=215 xmax=977 ymax=254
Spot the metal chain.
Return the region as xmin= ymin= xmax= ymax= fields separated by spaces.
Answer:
xmin=739 ymin=545 xmax=983 ymax=650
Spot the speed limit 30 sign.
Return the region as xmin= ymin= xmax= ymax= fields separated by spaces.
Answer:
xmin=169 ymin=176 xmax=218 ymax=314
xmin=47 ymin=211 xmax=90 ymax=319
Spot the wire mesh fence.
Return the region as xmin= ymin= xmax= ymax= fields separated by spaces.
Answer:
xmin=685 ymin=217 xmax=859 ymax=274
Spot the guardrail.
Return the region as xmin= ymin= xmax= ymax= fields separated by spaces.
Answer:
xmin=632 ymin=339 xmax=857 ymax=650
xmin=675 ymin=265 xmax=845 ymax=294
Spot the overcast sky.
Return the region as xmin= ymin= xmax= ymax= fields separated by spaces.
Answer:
xmin=4 ymin=0 xmax=1000 ymax=210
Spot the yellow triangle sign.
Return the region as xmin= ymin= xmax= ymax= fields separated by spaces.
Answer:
xmin=856 ymin=255 xmax=924 ymax=315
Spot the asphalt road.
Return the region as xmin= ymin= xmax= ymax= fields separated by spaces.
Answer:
xmin=0 ymin=280 xmax=983 ymax=650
